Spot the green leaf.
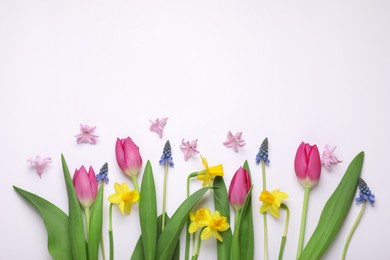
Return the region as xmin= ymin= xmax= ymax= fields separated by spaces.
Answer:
xmin=240 ymin=161 xmax=254 ymax=260
xmin=13 ymin=186 xmax=72 ymax=260
xmin=131 ymin=213 xmax=180 ymax=260
xmin=62 ymin=154 xmax=88 ymax=260
xmin=299 ymin=152 xmax=364 ymax=260
xmin=213 ymin=176 xmax=232 ymax=260
xmin=88 ymin=185 xmax=104 ymax=260
xmin=156 ymin=187 xmax=209 ymax=260
xmin=139 ymin=161 xmax=157 ymax=260
xmin=230 ymin=185 xmax=253 ymax=260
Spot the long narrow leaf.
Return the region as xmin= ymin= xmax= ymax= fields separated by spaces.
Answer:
xmin=299 ymin=152 xmax=364 ymax=260
xmin=213 ymin=176 xmax=232 ymax=260
xmin=88 ymin=185 xmax=104 ymax=260
xmin=13 ymin=186 xmax=72 ymax=260
xmin=131 ymin=213 xmax=180 ymax=260
xmin=139 ymin=161 xmax=157 ymax=260
xmin=156 ymin=187 xmax=209 ymax=260
xmin=240 ymin=161 xmax=254 ymax=260
xmin=61 ymin=154 xmax=87 ymax=260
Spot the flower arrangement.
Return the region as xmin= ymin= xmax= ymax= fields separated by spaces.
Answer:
xmin=14 ymin=121 xmax=375 ymax=260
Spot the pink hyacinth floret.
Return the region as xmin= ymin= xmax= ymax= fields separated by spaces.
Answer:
xmin=321 ymin=144 xmax=342 ymax=170
xmin=27 ymin=155 xmax=52 ymax=178
xmin=223 ymin=131 xmax=246 ymax=153
xmin=149 ymin=117 xmax=168 ymax=138
xmin=75 ymin=124 xmax=99 ymax=144
xmin=180 ymin=138 xmax=200 ymax=161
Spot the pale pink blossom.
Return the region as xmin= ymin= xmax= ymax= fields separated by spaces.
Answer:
xmin=149 ymin=117 xmax=168 ymax=138
xmin=223 ymin=131 xmax=246 ymax=152
xmin=180 ymin=139 xmax=200 ymax=161
xmin=321 ymin=144 xmax=342 ymax=170
xmin=75 ymin=124 xmax=99 ymax=144
xmin=27 ymin=155 xmax=52 ymax=178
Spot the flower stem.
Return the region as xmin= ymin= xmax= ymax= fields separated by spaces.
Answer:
xmin=185 ymin=172 xmax=199 ymax=260
xmin=131 ymin=175 xmax=139 ymax=194
xmin=278 ymin=203 xmax=290 ymax=260
xmin=84 ymin=206 xmax=91 ymax=239
xmin=261 ymin=160 xmax=268 ymax=260
xmin=342 ymin=201 xmax=366 ymax=260
xmin=162 ymin=163 xmax=169 ymax=231
xmin=192 ymin=231 xmax=202 ymax=260
xmin=296 ymin=186 xmax=311 ymax=259
xmin=109 ymin=203 xmax=114 ymax=260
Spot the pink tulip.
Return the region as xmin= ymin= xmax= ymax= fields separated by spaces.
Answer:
xmin=115 ymin=137 xmax=142 ymax=177
xmin=228 ymin=167 xmax=251 ymax=211
xmin=294 ymin=142 xmax=321 ymax=188
xmin=73 ymin=166 xmax=98 ymax=208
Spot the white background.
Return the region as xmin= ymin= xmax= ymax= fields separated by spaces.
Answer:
xmin=1 ymin=0 xmax=389 ymax=259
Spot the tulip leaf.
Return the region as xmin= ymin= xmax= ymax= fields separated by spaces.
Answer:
xmin=299 ymin=152 xmax=364 ymax=260
xmin=213 ymin=176 xmax=232 ymax=260
xmin=156 ymin=187 xmax=209 ymax=260
xmin=61 ymin=154 xmax=88 ymax=260
xmin=13 ymin=186 xmax=72 ymax=260
xmin=240 ymin=161 xmax=254 ymax=260
xmin=139 ymin=161 xmax=157 ymax=260
xmin=88 ymin=185 xmax=104 ymax=260
xmin=131 ymin=213 xmax=180 ymax=260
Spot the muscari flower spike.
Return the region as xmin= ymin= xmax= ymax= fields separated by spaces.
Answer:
xmin=159 ymin=140 xmax=174 ymax=167
xmin=96 ymin=162 xmax=109 ymax=184
xmin=355 ymin=177 xmax=375 ymax=205
xmin=256 ymin=137 xmax=270 ymax=165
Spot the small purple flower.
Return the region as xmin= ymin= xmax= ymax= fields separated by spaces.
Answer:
xmin=180 ymin=139 xmax=199 ymax=161
xmin=150 ymin=117 xmax=168 ymax=138
xmin=321 ymin=145 xmax=341 ymax=170
xmin=96 ymin=162 xmax=109 ymax=184
xmin=223 ymin=131 xmax=245 ymax=152
xmin=159 ymin=140 xmax=174 ymax=167
xmin=75 ymin=124 xmax=99 ymax=144
xmin=27 ymin=155 xmax=52 ymax=178
xmin=256 ymin=138 xmax=270 ymax=165
xmin=355 ymin=178 xmax=375 ymax=205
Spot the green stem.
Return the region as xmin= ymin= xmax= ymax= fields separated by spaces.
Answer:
xmin=162 ymin=163 xmax=169 ymax=231
xmin=342 ymin=201 xmax=366 ymax=260
xmin=296 ymin=186 xmax=311 ymax=259
xmin=192 ymin=231 xmax=202 ymax=260
xmin=278 ymin=203 xmax=290 ymax=260
xmin=109 ymin=203 xmax=114 ymax=260
xmin=84 ymin=206 xmax=91 ymax=240
xmin=261 ymin=160 xmax=268 ymax=260
xmin=185 ymin=172 xmax=199 ymax=260
xmin=131 ymin=175 xmax=139 ymax=194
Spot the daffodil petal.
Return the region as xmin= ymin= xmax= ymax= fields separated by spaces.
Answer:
xmin=213 ymin=230 xmax=223 ymax=242
xmin=189 ymin=222 xmax=198 ymax=233
xmin=260 ymin=203 xmax=270 ymax=213
xmin=201 ymin=227 xmax=212 ymax=240
xmin=108 ymin=194 xmax=122 ymax=204
xmin=208 ymin=165 xmax=224 ymax=176
xmin=114 ymin=183 xmax=122 ymax=194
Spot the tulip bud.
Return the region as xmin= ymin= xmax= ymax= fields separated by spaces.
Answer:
xmin=294 ymin=142 xmax=321 ymax=188
xmin=115 ymin=137 xmax=142 ymax=177
xmin=228 ymin=167 xmax=251 ymax=211
xmin=73 ymin=166 xmax=98 ymax=208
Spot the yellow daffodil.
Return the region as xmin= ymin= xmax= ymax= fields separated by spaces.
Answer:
xmin=188 ymin=208 xmax=211 ymax=233
xmin=259 ymin=189 xmax=289 ymax=218
xmin=108 ymin=182 xmax=140 ymax=215
xmin=197 ymin=156 xmax=224 ymax=187
xmin=200 ymin=209 xmax=230 ymax=242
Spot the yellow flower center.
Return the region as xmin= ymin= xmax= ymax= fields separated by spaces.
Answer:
xmin=122 ymin=191 xmax=135 ymax=202
xmin=260 ymin=190 xmax=275 ymax=204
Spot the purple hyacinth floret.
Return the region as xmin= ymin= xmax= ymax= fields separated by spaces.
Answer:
xmin=96 ymin=162 xmax=109 ymax=184
xmin=355 ymin=178 xmax=375 ymax=205
xmin=159 ymin=140 xmax=174 ymax=167
xmin=256 ymin=137 xmax=270 ymax=165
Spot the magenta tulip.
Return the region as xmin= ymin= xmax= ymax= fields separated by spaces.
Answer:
xmin=115 ymin=137 xmax=142 ymax=177
xmin=294 ymin=142 xmax=321 ymax=188
xmin=228 ymin=167 xmax=251 ymax=211
xmin=73 ymin=166 xmax=98 ymax=208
